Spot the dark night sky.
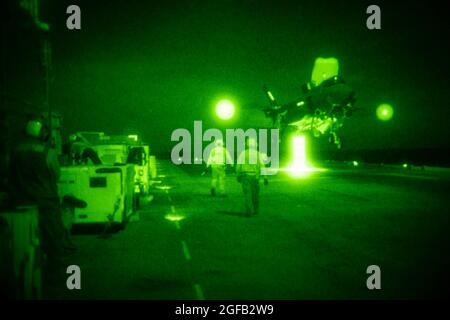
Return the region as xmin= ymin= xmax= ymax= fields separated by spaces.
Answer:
xmin=20 ymin=0 xmax=450 ymax=152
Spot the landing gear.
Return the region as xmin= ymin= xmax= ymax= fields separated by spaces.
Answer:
xmin=329 ymin=132 xmax=342 ymax=149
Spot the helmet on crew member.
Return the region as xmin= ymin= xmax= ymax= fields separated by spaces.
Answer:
xmin=215 ymin=138 xmax=224 ymax=147
xmin=245 ymin=137 xmax=257 ymax=149
xmin=69 ymin=134 xmax=79 ymax=142
xmin=25 ymin=119 xmax=43 ymax=138
xmin=24 ymin=114 xmax=51 ymax=141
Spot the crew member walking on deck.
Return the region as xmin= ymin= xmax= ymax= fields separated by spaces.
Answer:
xmin=206 ymin=139 xmax=233 ymax=197
xmin=236 ymin=137 xmax=268 ymax=216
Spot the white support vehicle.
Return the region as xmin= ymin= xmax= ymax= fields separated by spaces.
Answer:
xmin=58 ymin=164 xmax=135 ymax=226
xmin=73 ymin=132 xmax=155 ymax=197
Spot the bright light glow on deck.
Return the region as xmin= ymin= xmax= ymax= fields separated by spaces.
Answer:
xmin=292 ymin=136 xmax=307 ymax=173
xmin=164 ymin=213 xmax=185 ymax=222
xmin=156 ymin=185 xmax=172 ymax=190
xmin=286 ymin=135 xmax=326 ymax=178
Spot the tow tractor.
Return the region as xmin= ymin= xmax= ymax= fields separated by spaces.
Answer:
xmin=72 ymin=132 xmax=156 ymax=198
xmin=58 ymin=164 xmax=135 ymax=227
xmin=58 ymin=132 xmax=156 ymax=226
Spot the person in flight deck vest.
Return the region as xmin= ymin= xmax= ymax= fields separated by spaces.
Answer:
xmin=206 ymin=139 xmax=233 ymax=197
xmin=9 ymin=117 xmax=65 ymax=282
xmin=236 ymin=137 xmax=268 ymax=217
xmin=65 ymin=134 xmax=102 ymax=165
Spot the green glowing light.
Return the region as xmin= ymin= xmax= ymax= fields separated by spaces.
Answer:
xmin=128 ymin=134 xmax=138 ymax=141
xmin=215 ymin=99 xmax=235 ymax=120
xmin=156 ymin=185 xmax=172 ymax=190
xmin=36 ymin=21 xmax=50 ymax=32
xmin=353 ymin=161 xmax=359 ymax=167
xmin=292 ymin=135 xmax=307 ymax=173
xmin=267 ymin=91 xmax=275 ymax=101
xmin=376 ymin=104 xmax=394 ymax=121
xmin=164 ymin=213 xmax=185 ymax=222
xmin=402 ymin=163 xmax=408 ymax=168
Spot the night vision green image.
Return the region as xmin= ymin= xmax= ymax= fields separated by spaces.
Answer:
xmin=1 ymin=0 xmax=449 ymax=302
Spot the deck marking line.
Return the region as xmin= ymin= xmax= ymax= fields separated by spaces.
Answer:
xmin=181 ymin=240 xmax=191 ymax=261
xmin=194 ymin=284 xmax=205 ymax=300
